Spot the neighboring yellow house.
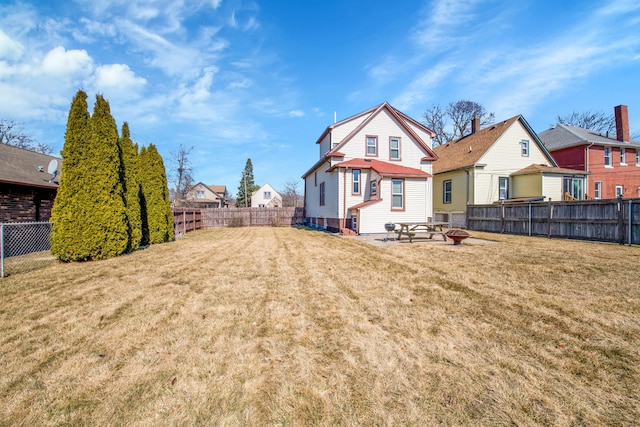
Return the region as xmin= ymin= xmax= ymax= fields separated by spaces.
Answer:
xmin=432 ymin=115 xmax=587 ymax=227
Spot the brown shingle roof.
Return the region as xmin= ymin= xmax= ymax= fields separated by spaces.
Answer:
xmin=510 ymin=163 xmax=587 ymax=176
xmin=0 ymin=143 xmax=61 ymax=189
xmin=432 ymin=116 xmax=520 ymax=174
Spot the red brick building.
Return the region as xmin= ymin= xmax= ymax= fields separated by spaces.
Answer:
xmin=539 ymin=105 xmax=640 ymax=199
xmin=0 ymin=143 xmax=61 ymax=223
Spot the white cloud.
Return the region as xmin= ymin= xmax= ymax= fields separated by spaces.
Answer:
xmin=95 ymin=63 xmax=147 ymax=91
xmin=42 ymin=46 xmax=94 ymax=76
xmin=0 ymin=29 xmax=23 ymax=61
xmin=288 ymin=110 xmax=304 ymax=118
xmin=391 ymin=62 xmax=457 ymax=111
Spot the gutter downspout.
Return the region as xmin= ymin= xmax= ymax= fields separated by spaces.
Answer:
xmin=465 ymin=169 xmax=470 ymax=205
xmin=342 ymin=168 xmax=347 ymax=230
xmin=585 ymin=142 xmax=594 ymax=197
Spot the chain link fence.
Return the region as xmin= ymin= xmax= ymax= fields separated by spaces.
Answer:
xmin=1 ymin=222 xmax=56 ymax=278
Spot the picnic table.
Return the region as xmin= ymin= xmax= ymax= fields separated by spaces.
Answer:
xmin=395 ymin=222 xmax=449 ymax=243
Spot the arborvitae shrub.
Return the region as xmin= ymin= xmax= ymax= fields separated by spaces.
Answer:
xmin=119 ymin=122 xmax=142 ymax=251
xmin=140 ymin=144 xmax=174 ymax=244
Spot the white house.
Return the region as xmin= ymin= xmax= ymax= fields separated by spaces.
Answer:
xmin=251 ymin=182 xmax=282 ymax=207
xmin=302 ymin=102 xmax=438 ymax=234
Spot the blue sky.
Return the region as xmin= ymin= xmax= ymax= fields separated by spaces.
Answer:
xmin=1 ymin=0 xmax=639 ymax=196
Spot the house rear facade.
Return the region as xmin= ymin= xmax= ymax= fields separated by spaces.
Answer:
xmin=302 ymin=102 xmax=437 ymax=234
xmin=539 ymin=105 xmax=640 ymax=199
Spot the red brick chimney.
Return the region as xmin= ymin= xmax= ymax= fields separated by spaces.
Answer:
xmin=614 ymin=105 xmax=629 ymax=142
xmin=471 ymin=116 xmax=480 ymax=134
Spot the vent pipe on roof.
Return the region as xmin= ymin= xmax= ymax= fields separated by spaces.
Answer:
xmin=334 ymin=111 xmax=337 ymax=124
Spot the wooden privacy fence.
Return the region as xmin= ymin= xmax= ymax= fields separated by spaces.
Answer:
xmin=466 ymin=198 xmax=640 ymax=245
xmin=173 ymin=208 xmax=203 ymax=236
xmin=172 ymin=207 xmax=304 ymax=232
xmin=201 ymin=207 xmax=304 ymax=228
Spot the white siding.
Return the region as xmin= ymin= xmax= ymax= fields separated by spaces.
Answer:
xmin=336 ymin=110 xmax=431 ymax=169
xmin=355 ymin=178 xmax=432 ymax=234
xmin=475 ymin=121 xmax=552 ymax=203
xmin=318 ymin=133 xmax=331 ymax=158
xmin=542 ymin=175 xmax=563 ymax=201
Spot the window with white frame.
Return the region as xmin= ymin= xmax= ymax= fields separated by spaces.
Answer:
xmin=499 ymin=177 xmax=509 ymax=200
xmin=264 ymin=191 xmax=271 ymax=199
xmin=196 ymin=190 xmax=205 ymax=199
xmin=443 ymin=180 xmax=452 ymax=204
xmin=390 ymin=137 xmax=400 ymax=160
xmin=621 ymin=148 xmax=626 ymax=165
xmin=391 ymin=179 xmax=404 ymax=209
xmin=352 ymin=169 xmax=361 ymax=194
xmin=366 ymin=136 xmax=378 ymax=156
xmin=521 ymin=140 xmax=529 ymax=157
xmin=370 ymin=180 xmax=377 ymax=197
xmin=615 ymin=185 xmax=623 ymax=198
xmin=636 ymin=149 xmax=640 ymax=166
xmin=319 ymin=182 xmax=325 ymax=205
xmin=604 ymin=147 xmax=612 ymax=166
xmin=594 ymin=181 xmax=602 ymax=199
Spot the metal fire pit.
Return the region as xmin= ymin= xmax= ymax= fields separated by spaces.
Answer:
xmin=445 ymin=229 xmax=470 ymax=245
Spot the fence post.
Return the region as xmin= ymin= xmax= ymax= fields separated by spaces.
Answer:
xmin=617 ymin=197 xmax=624 ymax=245
xmin=629 ymin=199 xmax=633 ymax=246
xmin=1 ymin=223 xmax=4 ymax=278
xmin=528 ymin=203 xmax=532 ymax=236
xmin=500 ymin=202 xmax=505 ymax=233
xmin=547 ymin=200 xmax=553 ymax=238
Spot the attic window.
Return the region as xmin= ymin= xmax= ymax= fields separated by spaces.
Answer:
xmin=521 ymin=140 xmax=529 ymax=157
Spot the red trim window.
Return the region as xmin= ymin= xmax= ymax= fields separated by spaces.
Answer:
xmin=366 ymin=135 xmax=378 ymax=157
xmin=391 ymin=179 xmax=404 ymax=211
xmin=389 ymin=137 xmax=401 ymax=160
xmin=319 ymin=182 xmax=325 ymax=206
xmin=352 ymin=169 xmax=361 ymax=194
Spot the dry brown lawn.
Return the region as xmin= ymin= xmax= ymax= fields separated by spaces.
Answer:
xmin=1 ymin=227 xmax=639 ymax=426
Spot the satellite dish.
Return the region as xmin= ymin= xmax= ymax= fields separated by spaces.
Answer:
xmin=47 ymin=159 xmax=58 ymax=175
xmin=47 ymin=159 xmax=58 ymax=182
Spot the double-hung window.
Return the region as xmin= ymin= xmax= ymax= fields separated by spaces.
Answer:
xmin=366 ymin=136 xmax=377 ymax=156
xmin=389 ymin=137 xmax=400 ymax=160
xmin=196 ymin=190 xmax=205 ymax=199
xmin=521 ymin=140 xmax=529 ymax=157
xmin=636 ymin=149 xmax=640 ymax=166
xmin=264 ymin=191 xmax=271 ymax=199
xmin=391 ymin=179 xmax=404 ymax=210
xmin=604 ymin=147 xmax=612 ymax=166
xmin=620 ymin=148 xmax=627 ymax=165
xmin=443 ymin=180 xmax=452 ymax=204
xmin=352 ymin=169 xmax=361 ymax=194
xmin=319 ymin=182 xmax=325 ymax=206
xmin=616 ymin=185 xmax=623 ymax=198
xmin=594 ymin=181 xmax=602 ymax=199
xmin=499 ymin=177 xmax=509 ymax=200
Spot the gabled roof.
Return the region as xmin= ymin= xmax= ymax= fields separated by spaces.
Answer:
xmin=327 ymin=158 xmax=431 ymax=178
xmin=329 ymin=102 xmax=437 ymax=160
xmin=432 ymin=115 xmax=556 ymax=174
xmin=538 ymin=123 xmax=640 ymax=150
xmin=303 ymin=102 xmax=437 ymax=178
xmin=0 ymin=143 xmax=61 ymax=189
xmin=510 ymin=163 xmax=588 ymax=176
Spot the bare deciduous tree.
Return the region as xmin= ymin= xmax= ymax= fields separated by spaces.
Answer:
xmin=556 ymin=110 xmax=616 ymax=135
xmin=169 ymin=144 xmax=194 ymax=206
xmin=0 ymin=119 xmax=53 ymax=154
xmin=422 ymin=100 xmax=495 ymax=146
xmin=282 ymin=180 xmax=302 ymax=207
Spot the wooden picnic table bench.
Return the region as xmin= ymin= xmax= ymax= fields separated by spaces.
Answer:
xmin=396 ymin=222 xmax=448 ymax=243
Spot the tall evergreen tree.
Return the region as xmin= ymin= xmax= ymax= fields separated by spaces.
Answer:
xmin=119 ymin=122 xmax=142 ymax=250
xmin=51 ymin=90 xmax=92 ymax=261
xmin=236 ymin=158 xmax=260 ymax=207
xmin=140 ymin=144 xmax=174 ymax=244
xmin=83 ymin=94 xmax=129 ymax=259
